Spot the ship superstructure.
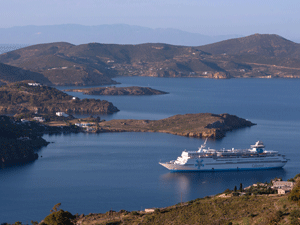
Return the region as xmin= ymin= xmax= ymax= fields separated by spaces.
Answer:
xmin=159 ymin=140 xmax=288 ymax=172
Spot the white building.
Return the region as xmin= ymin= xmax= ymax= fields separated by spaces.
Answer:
xmin=144 ymin=208 xmax=155 ymax=213
xmin=56 ymin=112 xmax=68 ymax=117
xmin=272 ymin=181 xmax=295 ymax=189
xmin=33 ymin=117 xmax=45 ymax=122
xmin=278 ymin=187 xmax=291 ymax=195
xmin=28 ymin=83 xmax=41 ymax=86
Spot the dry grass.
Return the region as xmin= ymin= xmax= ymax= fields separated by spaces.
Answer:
xmin=76 ymin=195 xmax=300 ymax=225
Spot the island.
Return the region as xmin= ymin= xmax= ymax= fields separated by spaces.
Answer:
xmin=64 ymin=86 xmax=168 ymax=95
xmin=0 ymin=81 xmax=119 ymax=114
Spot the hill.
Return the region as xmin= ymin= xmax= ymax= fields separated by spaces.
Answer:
xmin=0 ymin=81 xmax=119 ymax=114
xmin=74 ymin=195 xmax=299 ymax=225
xmin=197 ymin=34 xmax=300 ymax=58
xmin=0 ymin=42 xmax=119 ymax=86
xmin=1 ymin=34 xmax=300 ymax=84
xmin=0 ymin=62 xmax=52 ymax=85
xmin=37 ymin=177 xmax=300 ymax=225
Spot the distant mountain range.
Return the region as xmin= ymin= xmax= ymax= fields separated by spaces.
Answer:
xmin=0 ymin=33 xmax=300 ymax=86
xmin=0 ymin=24 xmax=243 ymax=46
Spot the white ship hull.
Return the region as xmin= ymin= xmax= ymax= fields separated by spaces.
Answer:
xmin=159 ymin=140 xmax=288 ymax=172
xmin=159 ymin=159 xmax=287 ymax=172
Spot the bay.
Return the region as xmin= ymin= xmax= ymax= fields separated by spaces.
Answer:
xmin=1 ymin=77 xmax=300 ymax=223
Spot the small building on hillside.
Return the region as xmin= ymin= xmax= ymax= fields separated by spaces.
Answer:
xmin=28 ymin=83 xmax=41 ymax=86
xmin=278 ymin=187 xmax=292 ymax=195
xmin=145 ymin=208 xmax=155 ymax=213
xmin=33 ymin=117 xmax=45 ymax=122
xmin=252 ymin=183 xmax=267 ymax=187
xmin=56 ymin=112 xmax=68 ymax=117
xmin=272 ymin=181 xmax=294 ymax=189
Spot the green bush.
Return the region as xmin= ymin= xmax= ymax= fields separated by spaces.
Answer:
xmin=43 ymin=209 xmax=75 ymax=225
xmin=289 ymin=181 xmax=300 ymax=202
xmin=131 ymin=211 xmax=139 ymax=216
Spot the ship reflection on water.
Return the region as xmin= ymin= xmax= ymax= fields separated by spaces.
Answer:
xmin=159 ymin=169 xmax=287 ymax=202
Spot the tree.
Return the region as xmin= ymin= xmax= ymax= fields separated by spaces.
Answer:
xmin=234 ymin=186 xmax=237 ymax=192
xmin=44 ymin=209 xmax=75 ymax=225
xmin=239 ymin=183 xmax=243 ymax=192
xmin=50 ymin=203 xmax=61 ymax=212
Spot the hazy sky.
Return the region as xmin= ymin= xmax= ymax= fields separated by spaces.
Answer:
xmin=1 ymin=0 xmax=299 ymax=39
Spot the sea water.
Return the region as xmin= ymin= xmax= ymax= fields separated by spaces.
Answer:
xmin=1 ymin=77 xmax=300 ymax=223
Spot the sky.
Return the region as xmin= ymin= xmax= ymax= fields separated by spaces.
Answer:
xmin=1 ymin=0 xmax=299 ymax=39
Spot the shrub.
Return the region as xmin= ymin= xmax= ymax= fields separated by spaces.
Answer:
xmin=43 ymin=209 xmax=75 ymax=225
xmin=288 ymin=182 xmax=300 ymax=202
xmin=154 ymin=208 xmax=161 ymax=213
xmin=131 ymin=211 xmax=139 ymax=216
xmin=267 ymin=210 xmax=283 ymax=224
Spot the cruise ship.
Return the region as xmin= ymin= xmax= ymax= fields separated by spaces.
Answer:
xmin=159 ymin=140 xmax=288 ymax=172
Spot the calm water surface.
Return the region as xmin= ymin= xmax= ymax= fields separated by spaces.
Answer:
xmin=1 ymin=77 xmax=300 ymax=223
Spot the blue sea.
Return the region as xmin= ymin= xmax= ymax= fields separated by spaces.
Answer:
xmin=1 ymin=77 xmax=300 ymax=223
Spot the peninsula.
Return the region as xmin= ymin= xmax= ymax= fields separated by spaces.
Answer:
xmin=64 ymin=86 xmax=168 ymax=95
xmin=95 ymin=113 xmax=255 ymax=139
xmin=0 ymin=81 xmax=119 ymax=114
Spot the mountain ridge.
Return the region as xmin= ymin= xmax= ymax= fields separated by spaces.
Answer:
xmin=0 ymin=24 xmax=242 ymax=46
xmin=1 ymin=33 xmax=300 ymax=85
xmin=197 ymin=33 xmax=300 ymax=58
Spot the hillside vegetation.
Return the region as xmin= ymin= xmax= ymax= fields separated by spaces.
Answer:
xmin=75 ymin=195 xmax=299 ymax=225
xmin=1 ymin=34 xmax=300 ymax=85
xmin=37 ymin=177 xmax=300 ymax=225
xmin=0 ymin=81 xmax=119 ymax=114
